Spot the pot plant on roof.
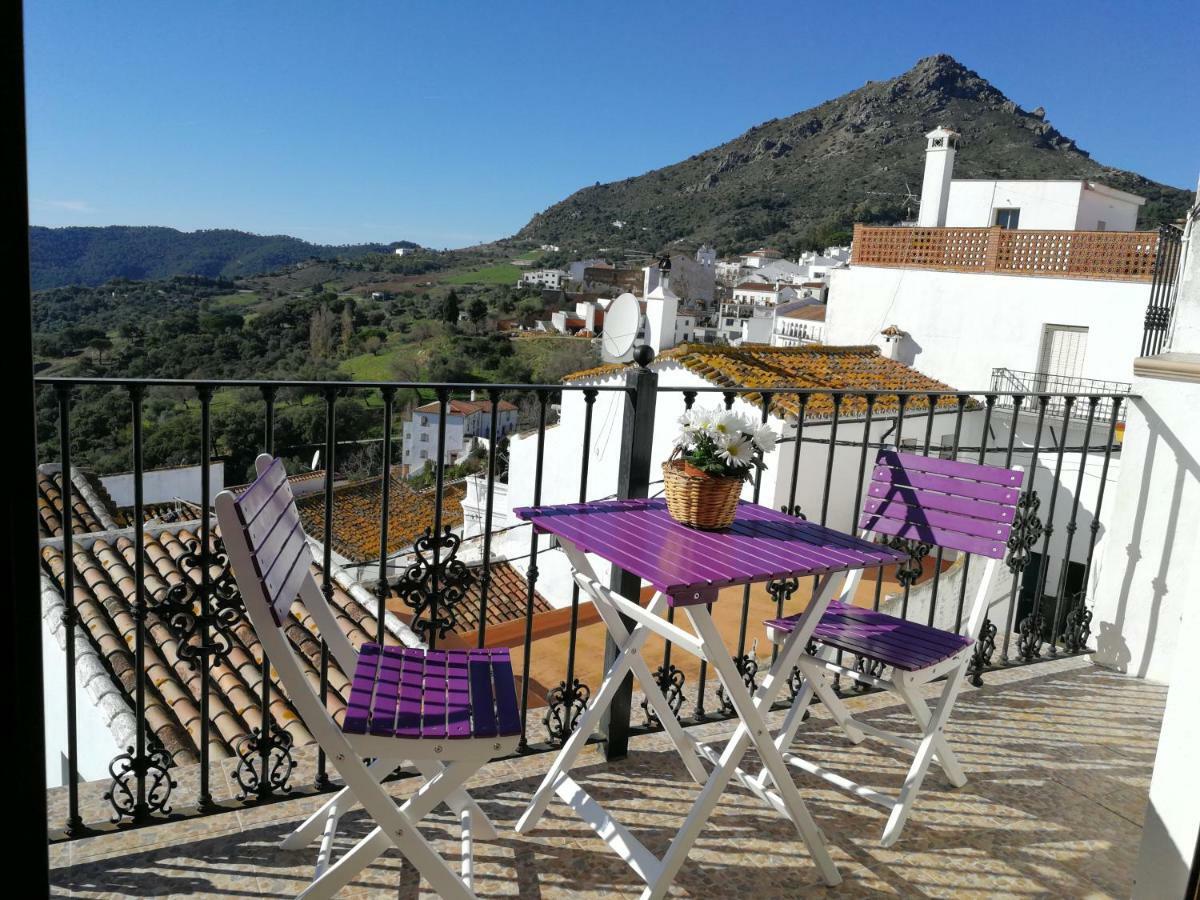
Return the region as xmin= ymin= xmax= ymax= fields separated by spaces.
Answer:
xmin=663 ymin=406 xmax=778 ymax=530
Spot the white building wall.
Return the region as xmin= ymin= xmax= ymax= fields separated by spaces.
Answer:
xmin=825 ymin=266 xmax=1149 ymax=388
xmin=102 ymin=461 xmax=225 ymax=507
xmin=944 ymin=181 xmax=1085 ymax=229
xmin=1075 ymin=186 xmax=1142 ymax=231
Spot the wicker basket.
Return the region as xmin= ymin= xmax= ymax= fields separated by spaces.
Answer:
xmin=662 ymin=458 xmax=742 ymax=530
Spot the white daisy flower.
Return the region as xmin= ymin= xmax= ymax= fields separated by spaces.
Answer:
xmin=753 ymin=423 xmax=778 ymax=452
xmin=713 ymin=412 xmax=743 ymax=437
xmin=673 ymin=430 xmax=694 ymax=450
xmin=718 ymin=435 xmax=754 ymax=468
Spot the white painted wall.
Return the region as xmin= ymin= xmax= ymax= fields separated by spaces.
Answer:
xmin=945 ymin=181 xmax=1085 ymax=229
xmin=101 ymin=461 xmax=224 ymax=507
xmin=825 ymin=265 xmax=1149 ymax=388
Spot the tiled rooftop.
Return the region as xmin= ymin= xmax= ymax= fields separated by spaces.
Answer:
xmin=398 ymin=560 xmax=552 ymax=638
xmin=295 ymin=475 xmax=467 ymax=564
xmin=37 ymin=466 xmax=126 ymax=537
xmin=564 ymin=344 xmax=961 ymax=420
xmin=40 ymin=525 xmax=419 ymax=762
xmin=48 ymin=656 xmax=1162 ymax=898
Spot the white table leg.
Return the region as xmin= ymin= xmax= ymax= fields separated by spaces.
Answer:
xmin=683 ymin=603 xmax=842 ymax=888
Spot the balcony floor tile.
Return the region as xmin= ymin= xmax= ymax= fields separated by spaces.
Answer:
xmin=49 ymin=657 xmax=1164 ymax=898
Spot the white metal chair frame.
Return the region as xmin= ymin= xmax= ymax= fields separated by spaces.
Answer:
xmin=757 ymin=452 xmax=1021 ymax=847
xmin=215 ymin=454 xmax=519 ymax=900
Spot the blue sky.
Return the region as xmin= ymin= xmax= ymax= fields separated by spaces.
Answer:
xmin=24 ymin=0 xmax=1199 ymax=248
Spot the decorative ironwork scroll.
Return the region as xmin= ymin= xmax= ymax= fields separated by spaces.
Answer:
xmin=545 ymin=678 xmax=589 ymax=745
xmin=883 ymin=535 xmax=932 ymax=587
xmin=104 ymin=739 xmax=175 ymax=823
xmin=1005 ymin=491 xmax=1044 ymax=575
xmin=717 ymin=642 xmax=759 ymax=716
xmin=149 ymin=535 xmax=244 ymax=667
xmin=642 ymin=664 xmax=685 ymax=727
xmin=233 ymin=725 xmax=295 ymax=800
xmin=852 ymin=655 xmax=886 ymax=691
xmin=1060 ymin=594 xmax=1094 ymax=653
xmin=969 ymin=617 xmax=998 ymax=687
xmin=392 ymin=526 xmax=473 ymax=642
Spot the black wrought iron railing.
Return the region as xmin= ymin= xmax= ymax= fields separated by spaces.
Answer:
xmin=1141 ymin=223 xmax=1185 ymax=357
xmin=34 ymin=373 xmax=1131 ymax=840
xmin=990 ymin=368 xmax=1131 ymax=425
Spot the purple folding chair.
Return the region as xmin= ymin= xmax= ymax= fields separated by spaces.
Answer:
xmin=764 ymin=448 xmax=1023 ymax=846
xmin=215 ymin=455 xmax=521 ymax=899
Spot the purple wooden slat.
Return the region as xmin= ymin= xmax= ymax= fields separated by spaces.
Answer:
xmin=861 ymin=498 xmax=1013 ymax=542
xmin=369 ymin=646 xmax=405 ymax=737
xmin=876 ymin=448 xmax=1024 ymax=486
xmin=513 ymin=499 xmax=908 ymax=601
xmin=421 ymin=651 xmax=448 ymax=740
xmin=858 ymin=513 xmax=1008 ymax=559
xmin=467 ymin=649 xmax=498 ymax=738
xmin=344 ymin=643 xmax=380 ymax=734
xmin=768 ymin=604 xmax=973 ymax=672
xmin=489 ymin=649 xmax=522 ymax=737
xmin=234 ymin=457 xmax=287 ymax=521
xmin=395 ymin=648 xmax=425 ymax=738
xmin=866 ymin=482 xmax=1016 ymax=523
xmin=872 ymin=467 xmax=1022 ymax=504
xmin=446 ymin=654 xmax=472 ymax=739
xmin=243 ymin=479 xmax=300 ymax=549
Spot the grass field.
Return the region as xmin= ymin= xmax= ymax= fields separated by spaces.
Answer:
xmin=440 ymin=263 xmax=522 ymax=286
xmin=210 ymin=292 xmax=260 ymax=310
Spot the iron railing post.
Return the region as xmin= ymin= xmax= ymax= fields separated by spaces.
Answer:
xmin=601 ymin=363 xmax=658 ymax=761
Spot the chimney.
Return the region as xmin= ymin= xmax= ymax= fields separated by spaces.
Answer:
xmin=470 ymin=389 xmax=477 ymax=402
xmin=644 ymin=255 xmax=679 ymax=355
xmin=917 ymin=126 xmax=959 ymax=227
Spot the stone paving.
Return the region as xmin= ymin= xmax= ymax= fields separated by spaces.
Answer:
xmin=49 ymin=656 xmax=1164 ymax=898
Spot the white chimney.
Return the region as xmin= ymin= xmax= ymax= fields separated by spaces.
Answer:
xmin=917 ymin=126 xmax=959 ymax=227
xmin=643 ymin=256 xmax=679 ymax=355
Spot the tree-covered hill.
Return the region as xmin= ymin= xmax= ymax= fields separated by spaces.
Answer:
xmin=517 ymin=55 xmax=1194 ymax=256
xmin=29 ymin=225 xmax=420 ymax=290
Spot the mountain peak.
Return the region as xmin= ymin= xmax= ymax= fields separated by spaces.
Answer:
xmin=516 ymin=57 xmax=1192 ymax=255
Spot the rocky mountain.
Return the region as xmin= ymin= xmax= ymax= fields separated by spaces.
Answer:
xmin=29 ymin=225 xmax=419 ymax=290
xmin=516 ymin=55 xmax=1192 ymax=255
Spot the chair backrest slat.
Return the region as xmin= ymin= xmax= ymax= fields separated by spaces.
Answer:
xmin=862 ymin=449 xmax=1023 ymax=560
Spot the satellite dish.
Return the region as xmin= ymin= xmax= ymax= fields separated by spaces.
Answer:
xmin=602 ymin=292 xmax=641 ymax=363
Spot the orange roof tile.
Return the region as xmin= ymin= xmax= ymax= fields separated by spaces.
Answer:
xmin=563 ymin=344 xmax=963 ymax=420
xmin=295 ymin=476 xmax=467 ymax=563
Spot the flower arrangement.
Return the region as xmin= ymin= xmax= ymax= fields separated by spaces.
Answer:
xmin=670 ymin=406 xmax=778 ymax=482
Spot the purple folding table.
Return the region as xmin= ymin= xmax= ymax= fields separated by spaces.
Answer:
xmin=511 ymin=497 xmax=908 ymax=898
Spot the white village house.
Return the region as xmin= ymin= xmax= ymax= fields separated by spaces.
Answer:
xmin=824 ymin=125 xmax=1160 ymax=391
xmin=401 ymin=394 xmax=518 ymax=476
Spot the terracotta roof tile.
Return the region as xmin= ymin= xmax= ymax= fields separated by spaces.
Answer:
xmin=36 ymin=468 xmax=125 ymax=538
xmin=39 ymin=522 xmax=412 ymax=764
xmin=388 ymin=560 xmax=552 ymax=636
xmin=564 ymin=343 xmax=963 ymax=420
xmin=295 ymin=476 xmax=467 ymax=563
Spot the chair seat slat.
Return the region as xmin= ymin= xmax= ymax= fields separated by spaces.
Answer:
xmin=395 ymin=649 xmax=425 ymax=738
xmin=369 ymin=646 xmax=405 ymax=737
xmin=446 ymin=656 xmax=472 ymax=739
xmin=490 ymin=650 xmax=522 ymax=737
xmin=421 ymin=651 xmax=448 ymax=740
xmin=768 ymin=603 xmax=974 ymax=672
xmin=343 ymin=643 xmax=380 ymax=734
xmin=468 ymin=650 xmax=498 ymax=738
